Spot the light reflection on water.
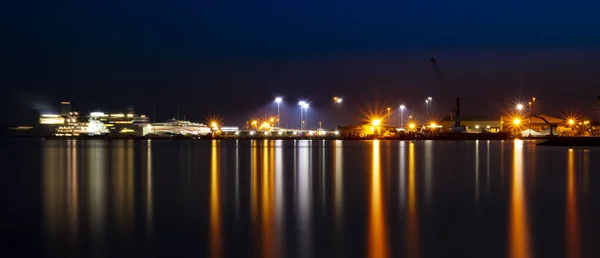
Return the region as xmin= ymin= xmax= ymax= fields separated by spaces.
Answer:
xmin=367 ymin=140 xmax=388 ymax=258
xmin=508 ymin=140 xmax=531 ymax=258
xmin=33 ymin=139 xmax=598 ymax=258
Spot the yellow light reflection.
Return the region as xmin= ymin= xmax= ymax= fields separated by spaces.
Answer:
xmin=146 ymin=140 xmax=154 ymax=236
xmin=368 ymin=140 xmax=389 ymax=258
xmin=43 ymin=141 xmax=65 ymax=254
xmin=565 ymin=149 xmax=581 ymax=258
xmin=251 ymin=140 xmax=258 ymax=224
xmin=334 ymin=140 xmax=344 ymax=255
xmin=407 ymin=142 xmax=419 ymax=258
xmin=67 ymin=140 xmax=79 ymax=241
xmin=508 ymin=140 xmax=531 ymax=258
xmin=261 ymin=140 xmax=275 ymax=258
xmin=88 ymin=141 xmax=107 ymax=254
xmin=209 ymin=140 xmax=222 ymax=258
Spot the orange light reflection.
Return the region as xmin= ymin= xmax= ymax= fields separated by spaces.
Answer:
xmin=367 ymin=140 xmax=389 ymax=258
xmin=508 ymin=140 xmax=531 ymax=258
xmin=565 ymin=149 xmax=581 ymax=258
xmin=407 ymin=142 xmax=419 ymax=258
xmin=209 ymin=140 xmax=222 ymax=258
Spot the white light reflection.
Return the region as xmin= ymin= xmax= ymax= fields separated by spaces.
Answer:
xmin=334 ymin=140 xmax=344 ymax=255
xmin=486 ymin=140 xmax=490 ymax=196
xmin=424 ymin=140 xmax=433 ymax=206
xmin=297 ymin=140 xmax=312 ymax=258
xmin=275 ymin=140 xmax=284 ymax=256
xmin=321 ymin=140 xmax=326 ymax=212
xmin=475 ymin=140 xmax=480 ymax=202
xmin=399 ymin=141 xmax=406 ymax=210
xmin=235 ymin=140 xmax=240 ymax=220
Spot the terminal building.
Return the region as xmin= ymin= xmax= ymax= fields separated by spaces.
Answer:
xmin=440 ymin=116 xmax=503 ymax=133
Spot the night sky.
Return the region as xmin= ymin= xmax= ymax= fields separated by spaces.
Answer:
xmin=2 ymin=1 xmax=600 ymax=126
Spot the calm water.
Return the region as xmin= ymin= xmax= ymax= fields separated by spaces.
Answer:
xmin=2 ymin=139 xmax=600 ymax=258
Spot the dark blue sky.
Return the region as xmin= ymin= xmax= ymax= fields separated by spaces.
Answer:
xmin=2 ymin=1 xmax=600 ymax=125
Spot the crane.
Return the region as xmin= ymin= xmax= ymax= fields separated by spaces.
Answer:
xmin=531 ymin=115 xmax=558 ymax=136
xmin=430 ymin=58 xmax=466 ymax=132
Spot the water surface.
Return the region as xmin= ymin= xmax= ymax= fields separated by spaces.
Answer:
xmin=2 ymin=139 xmax=599 ymax=258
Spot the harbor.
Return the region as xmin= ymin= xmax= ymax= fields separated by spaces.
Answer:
xmin=6 ymin=97 xmax=600 ymax=143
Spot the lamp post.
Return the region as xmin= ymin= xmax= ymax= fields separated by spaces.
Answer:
xmin=428 ymin=97 xmax=432 ymax=115
xmin=528 ymin=101 xmax=532 ymax=137
xmin=275 ymin=97 xmax=282 ymax=129
xmin=299 ymin=101 xmax=306 ymax=130
xmin=333 ymin=96 xmax=342 ymax=127
xmin=387 ymin=107 xmax=391 ymax=121
xmin=400 ymin=105 xmax=405 ymax=129
xmin=303 ymin=103 xmax=309 ymax=130
xmin=425 ymin=99 xmax=430 ymax=116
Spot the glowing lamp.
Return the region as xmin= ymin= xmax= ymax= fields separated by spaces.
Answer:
xmin=372 ymin=119 xmax=381 ymax=126
xmin=513 ymin=119 xmax=521 ymax=125
xmin=516 ymin=104 xmax=524 ymax=111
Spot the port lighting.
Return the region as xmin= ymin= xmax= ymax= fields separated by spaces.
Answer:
xmin=249 ymin=131 xmax=255 ymax=135
xmin=90 ymin=112 xmax=106 ymax=117
xmin=516 ymin=104 xmax=524 ymax=111
xmin=430 ymin=122 xmax=437 ymax=127
xmin=475 ymin=125 xmax=480 ymax=129
xmin=278 ymin=131 xmax=283 ymax=135
xmin=41 ymin=114 xmax=59 ymax=118
xmin=372 ymin=119 xmax=381 ymax=126
xmin=111 ymin=114 xmax=125 ymax=117
xmin=568 ymin=119 xmax=575 ymax=125
xmin=408 ymin=123 xmax=416 ymax=129
xmin=334 ymin=130 xmax=339 ymax=135
xmin=275 ymin=97 xmax=282 ymax=104
xmin=127 ymin=114 xmax=134 ymax=117
xmin=513 ymin=118 xmax=521 ymax=125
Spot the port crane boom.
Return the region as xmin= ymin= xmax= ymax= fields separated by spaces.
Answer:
xmin=430 ymin=58 xmax=465 ymax=131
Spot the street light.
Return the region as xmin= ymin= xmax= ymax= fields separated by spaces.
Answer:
xmin=298 ymin=101 xmax=306 ymax=130
xmin=399 ymin=105 xmax=405 ymax=129
xmin=425 ymin=99 xmax=430 ymax=115
xmin=428 ymin=97 xmax=432 ymax=115
xmin=275 ymin=97 xmax=282 ymax=128
xmin=299 ymin=102 xmax=309 ymax=130
xmin=516 ymin=103 xmax=524 ymax=111
xmin=387 ymin=107 xmax=391 ymax=120
xmin=333 ymin=96 xmax=343 ymax=127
